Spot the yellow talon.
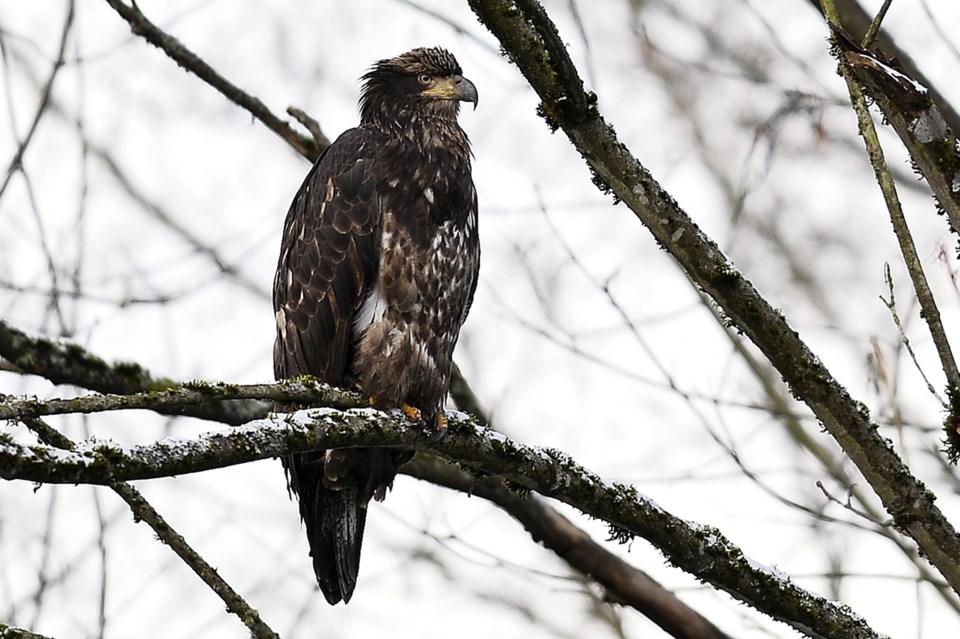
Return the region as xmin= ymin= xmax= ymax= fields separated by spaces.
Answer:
xmin=399 ymin=403 xmax=422 ymax=422
xmin=436 ymin=413 xmax=448 ymax=430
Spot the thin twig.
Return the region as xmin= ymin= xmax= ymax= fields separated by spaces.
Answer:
xmin=880 ymin=264 xmax=946 ymax=406
xmin=19 ymin=417 xmax=281 ymax=639
xmin=0 ymin=2 xmax=74 ymax=200
xmin=102 ymin=0 xmax=326 ymax=159
xmin=861 ymin=0 xmax=893 ymax=48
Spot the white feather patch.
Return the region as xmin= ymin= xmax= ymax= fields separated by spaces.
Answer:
xmin=275 ymin=309 xmax=287 ymax=341
xmin=353 ymin=286 xmax=388 ymax=332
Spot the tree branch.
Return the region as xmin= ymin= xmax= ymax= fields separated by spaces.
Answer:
xmin=102 ymin=0 xmax=326 ymax=160
xmin=803 ymin=0 xmax=960 ymax=136
xmin=18 ymin=417 xmax=280 ymax=639
xmin=840 ymin=47 xmax=960 ymax=236
xmin=0 ymin=319 xmax=267 ymax=425
xmin=3 ymin=409 xmax=881 ymax=638
xmin=1 ymin=321 xmax=737 ymax=639
xmin=0 ymin=621 xmax=58 ymax=639
xmin=402 ymin=456 xmax=734 ymax=639
xmin=0 ymin=379 xmax=363 ymax=421
xmin=467 ymin=0 xmax=960 ymax=599
xmin=0 ymin=2 xmax=74 ymax=202
xmin=825 ymin=25 xmax=960 ymax=458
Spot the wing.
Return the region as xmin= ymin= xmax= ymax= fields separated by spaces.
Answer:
xmin=273 ymin=128 xmax=381 ymax=383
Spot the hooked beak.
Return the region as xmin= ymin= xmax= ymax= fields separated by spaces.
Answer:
xmin=424 ymin=75 xmax=478 ymax=110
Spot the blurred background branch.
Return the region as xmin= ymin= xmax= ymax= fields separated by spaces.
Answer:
xmin=4 ymin=0 xmax=960 ymax=637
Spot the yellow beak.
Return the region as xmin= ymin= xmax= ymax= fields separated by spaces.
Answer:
xmin=423 ymin=75 xmax=479 ymax=107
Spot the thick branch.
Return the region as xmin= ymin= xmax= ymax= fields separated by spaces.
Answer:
xmin=0 ymin=319 xmax=267 ymax=425
xmin=3 ymin=410 xmax=880 ymax=638
xmin=0 ymin=623 xmax=57 ymax=639
xmin=834 ymin=38 xmax=960 ymax=240
xmin=403 ymin=456 xmax=734 ymax=639
xmin=1 ymin=327 xmax=734 ymax=639
xmin=804 ymin=0 xmax=960 ymax=136
xmin=467 ymin=0 xmax=960 ymax=598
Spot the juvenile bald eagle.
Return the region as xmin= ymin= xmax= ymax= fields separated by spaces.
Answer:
xmin=273 ymin=48 xmax=479 ymax=604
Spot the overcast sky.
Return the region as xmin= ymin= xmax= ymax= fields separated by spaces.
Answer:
xmin=3 ymin=1 xmax=960 ymax=637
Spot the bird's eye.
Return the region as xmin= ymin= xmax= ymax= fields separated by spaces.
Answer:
xmin=418 ymin=74 xmax=432 ymax=85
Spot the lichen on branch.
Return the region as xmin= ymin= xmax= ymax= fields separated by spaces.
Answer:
xmin=2 ymin=407 xmax=883 ymax=637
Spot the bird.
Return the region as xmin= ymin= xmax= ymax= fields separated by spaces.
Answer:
xmin=272 ymin=47 xmax=479 ymax=605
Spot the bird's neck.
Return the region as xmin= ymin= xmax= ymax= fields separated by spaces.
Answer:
xmin=366 ymin=108 xmax=471 ymax=159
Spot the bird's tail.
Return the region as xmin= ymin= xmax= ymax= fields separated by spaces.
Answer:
xmin=312 ymin=483 xmax=367 ymax=605
xmin=282 ymin=452 xmax=367 ymax=604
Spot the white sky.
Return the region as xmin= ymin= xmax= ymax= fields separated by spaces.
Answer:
xmin=3 ymin=0 xmax=960 ymax=637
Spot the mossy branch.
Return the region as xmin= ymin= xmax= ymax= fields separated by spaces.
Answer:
xmin=825 ymin=26 xmax=960 ymax=458
xmin=0 ymin=379 xmax=364 ymax=421
xmin=467 ymin=0 xmax=960 ymax=598
xmin=841 ymin=48 xmax=960 ymax=236
xmin=4 ymin=410 xmax=880 ymax=638
xmin=1 ymin=321 xmax=733 ymax=639
xmin=0 ymin=319 xmax=268 ymax=425
xmin=0 ymin=622 xmax=58 ymax=639
xmin=403 ymin=456 xmax=736 ymax=639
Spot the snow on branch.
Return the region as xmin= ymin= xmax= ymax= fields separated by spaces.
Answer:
xmin=3 ymin=406 xmax=880 ymax=638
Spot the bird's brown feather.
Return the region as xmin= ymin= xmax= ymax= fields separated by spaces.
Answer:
xmin=273 ymin=47 xmax=479 ymax=605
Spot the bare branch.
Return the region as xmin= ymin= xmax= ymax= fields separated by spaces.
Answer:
xmin=0 ymin=319 xmax=266 ymax=425
xmin=2 ymin=319 xmax=736 ymax=639
xmin=0 ymin=380 xmax=363 ymax=421
xmin=20 ymin=417 xmax=280 ymax=639
xmin=832 ymin=36 xmax=960 ymax=240
xmin=102 ymin=0 xmax=326 ymax=160
xmin=0 ymin=621 xmax=58 ymax=639
xmin=0 ymin=1 xmax=74 ymax=200
xmin=3 ymin=409 xmax=881 ymax=638
xmin=403 ymin=456 xmax=734 ymax=639
xmin=804 ymin=0 xmax=960 ymax=135
xmin=467 ymin=0 xmax=960 ymax=598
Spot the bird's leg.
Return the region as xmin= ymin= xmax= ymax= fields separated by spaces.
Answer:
xmin=369 ymin=396 xmax=423 ymax=422
xmin=436 ymin=412 xmax=448 ymax=430
xmin=398 ymin=402 xmax=422 ymax=422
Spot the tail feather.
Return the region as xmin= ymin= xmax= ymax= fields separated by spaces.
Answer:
xmin=283 ymin=448 xmax=408 ymax=604
xmin=312 ymin=485 xmax=366 ymax=605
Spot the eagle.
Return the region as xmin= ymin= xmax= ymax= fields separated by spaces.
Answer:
xmin=272 ymin=47 xmax=479 ymax=605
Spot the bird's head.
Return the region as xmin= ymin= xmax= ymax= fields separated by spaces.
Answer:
xmin=359 ymin=47 xmax=478 ymax=126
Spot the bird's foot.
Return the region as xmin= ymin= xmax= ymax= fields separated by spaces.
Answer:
xmin=398 ymin=402 xmax=422 ymax=422
xmin=425 ymin=411 xmax=449 ymax=443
